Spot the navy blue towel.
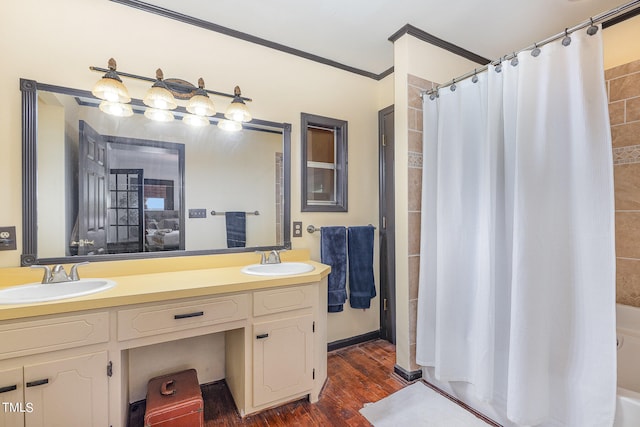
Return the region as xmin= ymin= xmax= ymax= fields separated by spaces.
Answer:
xmin=321 ymin=226 xmax=347 ymax=313
xmin=347 ymin=226 xmax=376 ymax=309
xmin=225 ymin=212 xmax=246 ymax=248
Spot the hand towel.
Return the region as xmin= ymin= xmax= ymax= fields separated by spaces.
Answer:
xmin=225 ymin=211 xmax=246 ymax=248
xmin=321 ymin=226 xmax=347 ymax=312
xmin=347 ymin=225 xmax=376 ymax=309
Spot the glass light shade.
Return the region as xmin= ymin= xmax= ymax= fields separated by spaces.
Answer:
xmin=99 ymin=101 xmax=133 ymax=117
xmin=186 ymin=94 xmax=215 ymax=117
xmin=143 ymin=86 xmax=177 ymax=110
xmin=92 ymin=77 xmax=131 ymax=103
xmin=182 ymin=114 xmax=210 ymax=127
xmin=224 ymin=99 xmax=252 ymax=123
xmin=144 ymin=108 xmax=174 ymax=122
xmin=217 ymin=119 xmax=242 ymax=132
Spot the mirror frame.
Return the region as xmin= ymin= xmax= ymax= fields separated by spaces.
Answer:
xmin=20 ymin=78 xmax=291 ymax=266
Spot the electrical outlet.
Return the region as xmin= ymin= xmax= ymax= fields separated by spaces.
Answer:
xmin=188 ymin=209 xmax=207 ymax=219
xmin=0 ymin=226 xmax=17 ymax=251
xmin=293 ymin=221 xmax=303 ymax=237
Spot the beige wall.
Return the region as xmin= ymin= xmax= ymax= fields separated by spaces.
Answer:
xmin=393 ymin=34 xmax=477 ymax=372
xmin=0 ymin=0 xmax=392 ymax=343
xmin=603 ymin=14 xmax=640 ymax=70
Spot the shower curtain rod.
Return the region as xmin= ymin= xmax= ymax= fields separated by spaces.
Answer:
xmin=422 ymin=0 xmax=640 ymax=96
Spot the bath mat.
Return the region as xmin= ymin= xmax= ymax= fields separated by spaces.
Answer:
xmin=359 ymin=382 xmax=492 ymax=426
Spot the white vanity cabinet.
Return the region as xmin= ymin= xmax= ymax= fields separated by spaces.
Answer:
xmin=250 ymin=284 xmax=318 ymax=409
xmin=23 ymin=351 xmax=109 ymax=427
xmin=0 ymin=367 xmax=23 ymax=427
xmin=0 ymin=313 xmax=111 ymax=427
xmin=252 ymin=314 xmax=314 ymax=407
xmin=0 ymin=273 xmax=328 ymax=427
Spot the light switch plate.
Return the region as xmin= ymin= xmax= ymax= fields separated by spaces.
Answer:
xmin=293 ymin=221 xmax=303 ymax=237
xmin=0 ymin=226 xmax=17 ymax=251
xmin=189 ymin=209 xmax=207 ymax=219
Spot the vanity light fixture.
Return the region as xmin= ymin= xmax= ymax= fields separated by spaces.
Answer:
xmin=89 ymin=59 xmax=253 ymax=124
xmin=144 ymin=108 xmax=174 ymax=122
xmin=217 ymin=119 xmax=242 ymax=132
xmin=225 ymin=86 xmax=252 ymax=123
xmin=143 ymin=69 xmax=178 ymax=111
xmin=99 ymin=100 xmax=133 ymax=117
xmin=186 ymin=78 xmax=215 ymax=117
xmin=91 ymin=58 xmax=131 ymax=104
xmin=182 ymin=114 xmax=210 ymax=127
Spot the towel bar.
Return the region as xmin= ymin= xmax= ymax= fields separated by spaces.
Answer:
xmin=210 ymin=210 xmax=260 ymax=216
xmin=307 ymin=224 xmax=376 ymax=234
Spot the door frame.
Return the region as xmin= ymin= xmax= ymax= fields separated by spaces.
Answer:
xmin=378 ymin=105 xmax=396 ymax=344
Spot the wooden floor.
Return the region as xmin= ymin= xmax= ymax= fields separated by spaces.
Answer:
xmin=129 ymin=339 xmax=408 ymax=426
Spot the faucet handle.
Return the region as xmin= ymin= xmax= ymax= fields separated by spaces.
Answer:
xmin=255 ymin=251 xmax=266 ymax=264
xmin=69 ymin=261 xmax=90 ymax=281
xmin=31 ymin=265 xmax=52 ymax=284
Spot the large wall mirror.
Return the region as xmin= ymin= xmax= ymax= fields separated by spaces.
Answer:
xmin=20 ymin=79 xmax=291 ymax=266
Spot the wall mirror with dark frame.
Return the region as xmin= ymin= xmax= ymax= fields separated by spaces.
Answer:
xmin=20 ymin=79 xmax=291 ymax=266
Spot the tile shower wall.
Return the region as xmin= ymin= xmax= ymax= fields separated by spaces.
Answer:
xmin=407 ymin=74 xmax=432 ymax=370
xmin=608 ymin=58 xmax=640 ymax=308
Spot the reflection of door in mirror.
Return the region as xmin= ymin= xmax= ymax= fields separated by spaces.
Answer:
xmin=108 ymin=169 xmax=143 ymax=254
xmin=75 ymin=121 xmax=108 ymax=255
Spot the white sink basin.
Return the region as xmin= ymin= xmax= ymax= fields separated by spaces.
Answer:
xmin=0 ymin=279 xmax=116 ymax=304
xmin=241 ymin=262 xmax=314 ymax=276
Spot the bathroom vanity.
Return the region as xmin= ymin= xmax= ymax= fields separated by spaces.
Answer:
xmin=0 ymin=254 xmax=329 ymax=427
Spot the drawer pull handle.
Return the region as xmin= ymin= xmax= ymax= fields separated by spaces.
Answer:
xmin=256 ymin=333 xmax=269 ymax=339
xmin=0 ymin=384 xmax=17 ymax=394
xmin=174 ymin=311 xmax=204 ymax=320
xmin=26 ymin=379 xmax=48 ymax=388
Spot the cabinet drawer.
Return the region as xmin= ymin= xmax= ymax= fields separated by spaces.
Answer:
xmin=0 ymin=312 xmax=109 ymax=360
xmin=253 ymin=285 xmax=314 ymax=317
xmin=118 ymin=294 xmax=248 ymax=341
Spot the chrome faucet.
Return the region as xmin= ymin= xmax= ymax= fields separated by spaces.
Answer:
xmin=266 ymin=250 xmax=282 ymax=264
xmin=31 ymin=262 xmax=89 ymax=284
xmin=257 ymin=250 xmax=282 ymax=265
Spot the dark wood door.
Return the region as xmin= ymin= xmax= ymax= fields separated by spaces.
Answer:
xmin=78 ymin=121 xmax=107 ymax=255
xmin=378 ymin=106 xmax=396 ymax=344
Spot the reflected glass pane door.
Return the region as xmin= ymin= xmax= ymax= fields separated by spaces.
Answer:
xmin=108 ymin=169 xmax=143 ymax=253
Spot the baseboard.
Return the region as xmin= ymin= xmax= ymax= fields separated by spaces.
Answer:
xmin=393 ymin=364 xmax=423 ymax=382
xmin=327 ymin=330 xmax=380 ymax=352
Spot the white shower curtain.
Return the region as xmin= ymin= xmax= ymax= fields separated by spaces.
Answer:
xmin=416 ymin=27 xmax=616 ymax=426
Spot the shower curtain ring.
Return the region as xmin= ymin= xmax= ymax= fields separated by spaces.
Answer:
xmin=511 ymin=52 xmax=519 ymax=67
xmin=472 ymin=69 xmax=478 ymax=83
xmin=587 ymin=18 xmax=599 ymax=36
xmin=532 ymin=42 xmax=541 ymax=57
xmin=450 ymin=78 xmax=457 ymax=92
xmin=562 ymin=28 xmax=572 ymax=46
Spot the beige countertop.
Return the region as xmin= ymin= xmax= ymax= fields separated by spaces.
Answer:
xmin=0 ymin=259 xmax=330 ymax=321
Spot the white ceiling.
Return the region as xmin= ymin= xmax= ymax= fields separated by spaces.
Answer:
xmin=140 ymin=0 xmax=628 ymax=76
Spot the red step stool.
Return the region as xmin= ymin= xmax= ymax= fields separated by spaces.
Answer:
xmin=144 ymin=369 xmax=204 ymax=427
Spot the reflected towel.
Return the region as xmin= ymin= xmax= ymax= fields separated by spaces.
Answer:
xmin=225 ymin=212 xmax=246 ymax=248
xmin=321 ymin=226 xmax=347 ymax=313
xmin=348 ymin=226 xmax=376 ymax=309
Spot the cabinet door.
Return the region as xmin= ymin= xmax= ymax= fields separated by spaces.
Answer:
xmin=23 ymin=351 xmax=108 ymax=427
xmin=253 ymin=314 xmax=314 ymax=407
xmin=0 ymin=368 xmax=24 ymax=427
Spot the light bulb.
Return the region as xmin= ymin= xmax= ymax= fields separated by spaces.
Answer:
xmin=144 ymin=108 xmax=174 ymax=122
xmin=99 ymin=101 xmax=133 ymax=117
